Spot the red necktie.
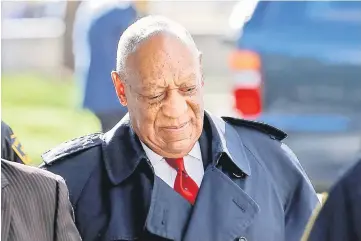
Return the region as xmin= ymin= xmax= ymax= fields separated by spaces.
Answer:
xmin=165 ymin=157 xmax=199 ymax=205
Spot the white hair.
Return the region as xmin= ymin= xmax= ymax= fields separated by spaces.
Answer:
xmin=116 ymin=15 xmax=200 ymax=80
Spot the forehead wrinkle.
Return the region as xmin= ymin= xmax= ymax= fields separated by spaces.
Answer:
xmin=125 ymin=34 xmax=200 ymax=92
xmin=127 ymin=32 xmax=199 ymax=67
xmin=125 ymin=31 xmax=197 ymax=70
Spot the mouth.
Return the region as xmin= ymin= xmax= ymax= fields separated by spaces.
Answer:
xmin=161 ymin=121 xmax=190 ymax=130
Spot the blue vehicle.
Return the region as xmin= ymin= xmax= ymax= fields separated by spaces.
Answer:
xmin=226 ymin=1 xmax=361 ymax=191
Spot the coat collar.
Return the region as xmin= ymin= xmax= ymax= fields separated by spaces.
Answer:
xmin=102 ymin=115 xmax=147 ymax=185
xmin=102 ymin=111 xmax=251 ymax=185
xmin=205 ymin=111 xmax=251 ymax=176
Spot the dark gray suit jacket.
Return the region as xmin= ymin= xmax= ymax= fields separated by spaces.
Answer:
xmin=1 ymin=159 xmax=81 ymax=241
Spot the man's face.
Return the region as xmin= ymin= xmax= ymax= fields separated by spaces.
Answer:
xmin=112 ymin=33 xmax=204 ymax=158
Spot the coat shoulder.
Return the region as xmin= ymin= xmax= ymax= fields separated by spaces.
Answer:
xmin=40 ymin=133 xmax=104 ymax=205
xmin=221 ymin=116 xmax=299 ymax=174
xmin=42 ymin=132 xmax=103 ymax=165
xmin=221 ymin=116 xmax=287 ymax=141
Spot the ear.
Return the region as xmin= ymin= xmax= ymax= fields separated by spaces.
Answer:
xmin=111 ymin=71 xmax=127 ymax=106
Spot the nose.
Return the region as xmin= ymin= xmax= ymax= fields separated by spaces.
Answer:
xmin=162 ymin=89 xmax=188 ymax=119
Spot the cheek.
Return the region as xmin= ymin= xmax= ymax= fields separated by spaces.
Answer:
xmin=127 ymin=100 xmax=156 ymax=128
xmin=188 ymin=92 xmax=204 ymax=112
xmin=138 ymin=105 xmax=161 ymax=129
xmin=187 ymin=99 xmax=204 ymax=122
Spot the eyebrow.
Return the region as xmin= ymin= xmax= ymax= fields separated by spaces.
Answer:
xmin=176 ymin=74 xmax=199 ymax=86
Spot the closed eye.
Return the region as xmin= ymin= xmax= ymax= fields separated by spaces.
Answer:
xmin=180 ymin=86 xmax=197 ymax=95
xmin=148 ymin=92 xmax=165 ymax=100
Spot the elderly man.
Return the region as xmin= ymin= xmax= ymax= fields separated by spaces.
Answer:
xmin=41 ymin=16 xmax=318 ymax=241
xmin=1 ymin=159 xmax=81 ymax=241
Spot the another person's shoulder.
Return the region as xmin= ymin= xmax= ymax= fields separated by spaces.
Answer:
xmin=313 ymin=157 xmax=361 ymax=205
xmin=304 ymin=157 xmax=361 ymax=241
xmin=1 ymin=120 xmax=13 ymax=135
xmin=1 ymin=121 xmax=13 ymax=148
xmin=328 ymin=157 xmax=361 ymax=199
xmin=339 ymin=156 xmax=361 ymax=183
xmin=1 ymin=121 xmax=31 ymax=164
xmin=2 ymin=159 xmax=63 ymax=187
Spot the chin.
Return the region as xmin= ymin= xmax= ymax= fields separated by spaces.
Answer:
xmin=165 ymin=139 xmax=194 ymax=155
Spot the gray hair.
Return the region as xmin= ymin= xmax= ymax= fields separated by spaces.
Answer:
xmin=116 ymin=15 xmax=200 ymax=80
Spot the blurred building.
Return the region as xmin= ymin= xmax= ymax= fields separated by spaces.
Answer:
xmin=1 ymin=0 xmax=254 ymax=116
xmin=1 ymin=1 xmax=236 ymax=75
xmin=1 ymin=1 xmax=67 ymax=74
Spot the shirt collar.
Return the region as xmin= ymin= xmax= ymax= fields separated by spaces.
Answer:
xmin=140 ymin=141 xmax=202 ymax=166
xmin=188 ymin=142 xmax=202 ymax=160
xmin=102 ymin=112 xmax=250 ymax=186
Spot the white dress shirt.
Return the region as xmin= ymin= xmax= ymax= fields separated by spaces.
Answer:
xmin=140 ymin=142 xmax=204 ymax=188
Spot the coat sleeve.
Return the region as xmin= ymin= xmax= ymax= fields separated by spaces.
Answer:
xmin=281 ymin=144 xmax=320 ymax=241
xmin=54 ymin=177 xmax=82 ymax=241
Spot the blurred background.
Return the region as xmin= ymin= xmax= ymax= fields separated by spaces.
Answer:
xmin=1 ymin=0 xmax=361 ymax=192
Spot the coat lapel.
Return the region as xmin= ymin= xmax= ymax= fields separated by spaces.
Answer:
xmin=183 ymin=165 xmax=259 ymax=241
xmin=182 ymin=113 xmax=260 ymax=241
xmin=145 ymin=176 xmax=192 ymax=241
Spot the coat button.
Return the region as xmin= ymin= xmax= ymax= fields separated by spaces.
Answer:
xmin=232 ymin=171 xmax=246 ymax=178
xmin=235 ymin=237 xmax=247 ymax=241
